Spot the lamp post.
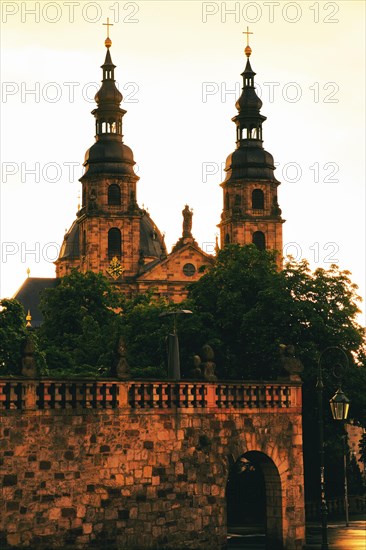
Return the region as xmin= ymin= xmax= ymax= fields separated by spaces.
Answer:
xmin=317 ymin=347 xmax=350 ymax=550
xmin=329 ymin=386 xmax=350 ymax=527
xmin=159 ymin=310 xmax=192 ymax=380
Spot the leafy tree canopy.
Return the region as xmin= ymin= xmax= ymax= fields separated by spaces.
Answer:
xmin=39 ymin=270 xmax=122 ymax=376
xmin=0 ymin=298 xmax=28 ymax=374
xmin=182 ymin=245 xmax=365 ymax=382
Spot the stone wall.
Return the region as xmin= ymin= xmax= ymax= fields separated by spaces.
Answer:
xmin=0 ymin=380 xmax=305 ymax=549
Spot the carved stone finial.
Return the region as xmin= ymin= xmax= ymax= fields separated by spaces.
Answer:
xmin=21 ymin=335 xmax=38 ymax=378
xmin=279 ymin=344 xmax=303 ymax=381
xmin=191 ymin=344 xmax=217 ymax=381
xmin=115 ymin=336 xmax=130 ymax=380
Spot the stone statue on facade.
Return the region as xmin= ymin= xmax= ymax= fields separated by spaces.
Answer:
xmin=182 ymin=205 xmax=193 ymax=238
xmin=89 ymin=188 xmax=97 ymax=211
xmin=171 ymin=204 xmax=199 ymax=252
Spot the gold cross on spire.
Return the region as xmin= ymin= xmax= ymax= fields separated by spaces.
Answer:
xmin=243 ymin=26 xmax=253 ymax=58
xmin=243 ymin=26 xmax=253 ymax=47
xmin=103 ymin=17 xmax=113 ymax=38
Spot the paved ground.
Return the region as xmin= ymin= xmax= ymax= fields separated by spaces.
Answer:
xmin=227 ymin=518 xmax=366 ymax=549
xmin=305 ymin=520 xmax=366 ymax=549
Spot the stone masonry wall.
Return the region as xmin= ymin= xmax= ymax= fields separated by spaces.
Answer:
xmin=0 ymin=380 xmax=305 ymax=549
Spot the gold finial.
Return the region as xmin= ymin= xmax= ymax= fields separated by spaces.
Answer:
xmin=103 ymin=17 xmax=113 ymax=48
xmin=26 ymin=309 xmax=32 ymax=328
xmin=243 ymin=26 xmax=253 ymax=57
xmin=26 ymin=267 xmax=30 ymax=278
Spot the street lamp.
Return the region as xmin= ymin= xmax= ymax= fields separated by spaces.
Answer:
xmin=317 ymin=346 xmax=350 ymax=549
xmin=329 ymin=388 xmax=350 ymax=422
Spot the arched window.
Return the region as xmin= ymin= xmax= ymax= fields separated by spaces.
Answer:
xmin=108 ymin=184 xmax=121 ymax=206
xmin=252 ymin=189 xmax=264 ymax=210
xmin=108 ymin=228 xmax=121 ymax=258
xmin=225 ymin=233 xmax=230 ymax=244
xmin=252 ymin=231 xmax=265 ymax=251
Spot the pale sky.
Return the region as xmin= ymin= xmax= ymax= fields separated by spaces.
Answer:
xmin=0 ymin=1 xmax=365 ymax=324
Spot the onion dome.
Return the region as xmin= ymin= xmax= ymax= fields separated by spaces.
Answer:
xmin=94 ymin=49 xmax=123 ymax=106
xmin=235 ymin=59 xmax=263 ymax=114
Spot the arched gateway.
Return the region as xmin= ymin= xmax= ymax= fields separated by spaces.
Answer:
xmin=0 ymin=380 xmax=305 ymax=549
xmin=227 ymin=451 xmax=283 ymax=548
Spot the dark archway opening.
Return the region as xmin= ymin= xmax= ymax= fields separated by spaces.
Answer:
xmin=227 ymin=451 xmax=283 ymax=549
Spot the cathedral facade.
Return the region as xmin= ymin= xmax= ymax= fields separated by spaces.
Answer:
xmin=15 ymin=33 xmax=284 ymax=320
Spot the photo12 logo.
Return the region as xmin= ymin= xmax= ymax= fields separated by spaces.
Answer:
xmin=1 ymin=242 xmax=61 ymax=264
xmin=283 ymin=242 xmax=339 ymax=264
xmin=201 ymin=81 xmax=339 ymax=104
xmin=201 ymin=2 xmax=340 ymax=24
xmin=201 ymin=161 xmax=339 ymax=184
xmin=1 ymin=162 xmax=83 ymax=183
xmin=1 ymin=81 xmax=139 ymax=104
xmin=1 ymin=2 xmax=140 ymax=24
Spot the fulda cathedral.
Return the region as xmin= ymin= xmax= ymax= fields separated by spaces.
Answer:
xmin=16 ymin=31 xmax=284 ymax=325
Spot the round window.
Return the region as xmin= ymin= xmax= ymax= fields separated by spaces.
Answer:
xmin=183 ymin=263 xmax=196 ymax=277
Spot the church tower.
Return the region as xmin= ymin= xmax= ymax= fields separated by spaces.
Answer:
xmin=55 ymin=28 xmax=167 ymax=287
xmin=218 ymin=34 xmax=284 ymax=264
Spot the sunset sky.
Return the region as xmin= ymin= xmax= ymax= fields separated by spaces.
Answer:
xmin=0 ymin=1 xmax=365 ymax=323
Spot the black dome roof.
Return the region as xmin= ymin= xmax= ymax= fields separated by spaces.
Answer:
xmin=58 ymin=221 xmax=80 ymax=260
xmin=140 ymin=212 xmax=167 ymax=259
xmin=83 ymin=139 xmax=138 ymax=178
xmin=58 ymin=214 xmax=167 ymax=263
xmin=235 ymin=86 xmax=263 ymax=113
xmin=224 ymin=144 xmax=279 ymax=183
xmin=95 ymin=80 xmax=123 ymax=105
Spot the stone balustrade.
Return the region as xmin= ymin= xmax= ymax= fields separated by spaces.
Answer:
xmin=0 ymin=379 xmax=301 ymax=412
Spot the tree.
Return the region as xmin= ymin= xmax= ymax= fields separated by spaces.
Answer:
xmin=181 ymin=244 xmax=284 ymax=379
xmin=181 ymin=246 xmax=365 ymax=397
xmin=38 ymin=271 xmax=175 ymax=378
xmin=118 ymin=291 xmax=173 ymax=378
xmin=0 ymin=298 xmax=28 ymax=374
xmin=39 ymin=270 xmax=121 ymax=376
